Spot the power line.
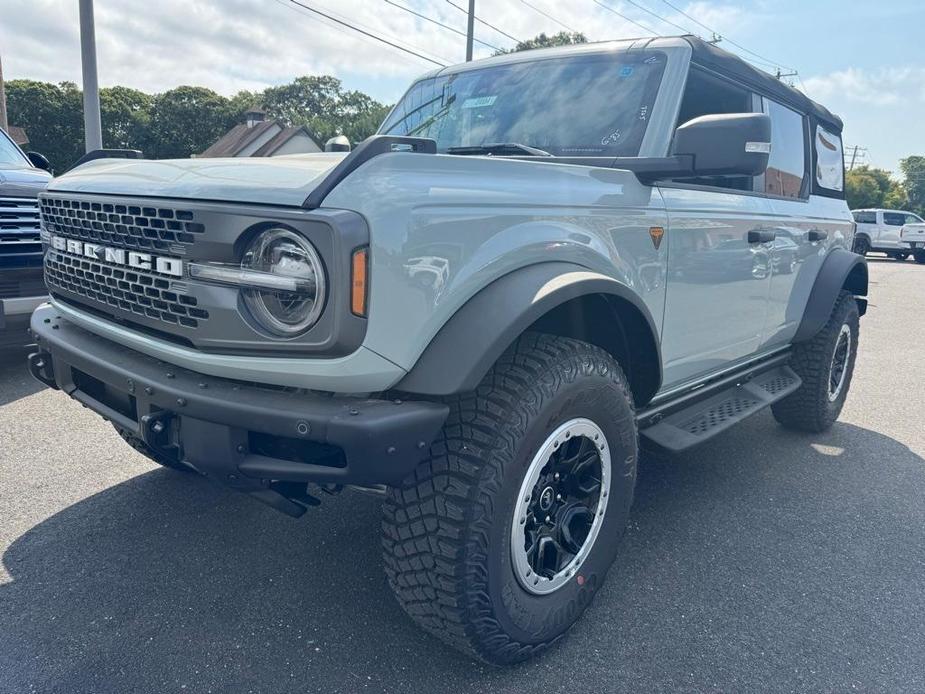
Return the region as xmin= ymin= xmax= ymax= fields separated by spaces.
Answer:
xmin=518 ymin=0 xmax=577 ymax=34
xmin=620 ymin=0 xmax=692 ymax=36
xmin=591 ymin=0 xmax=657 ymax=36
xmin=445 ymin=0 xmax=521 ymax=44
xmin=657 ymin=0 xmax=797 ymax=73
xmin=283 ymin=0 xmax=449 ymax=67
xmin=383 ymin=0 xmax=503 ymax=52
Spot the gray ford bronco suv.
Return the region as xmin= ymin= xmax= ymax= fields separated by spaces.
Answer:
xmin=28 ymin=36 xmax=866 ymax=663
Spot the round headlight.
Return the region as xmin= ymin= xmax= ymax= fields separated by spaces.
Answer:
xmin=241 ymin=228 xmax=326 ymax=337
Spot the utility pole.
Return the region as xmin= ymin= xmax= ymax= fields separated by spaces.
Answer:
xmin=465 ymin=0 xmax=475 ymax=61
xmin=79 ymin=0 xmax=103 ymax=152
xmin=847 ymin=145 xmax=859 ymax=171
xmin=0 ymin=51 xmax=8 ymax=133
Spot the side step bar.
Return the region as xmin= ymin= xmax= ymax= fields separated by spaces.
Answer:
xmin=639 ymin=366 xmax=801 ymax=452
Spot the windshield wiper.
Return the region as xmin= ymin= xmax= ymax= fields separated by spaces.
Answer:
xmin=445 ymin=143 xmax=552 ymax=157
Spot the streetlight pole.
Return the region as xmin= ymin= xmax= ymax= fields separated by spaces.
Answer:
xmin=79 ymin=0 xmax=103 ymax=152
xmin=0 ymin=52 xmax=8 ymax=133
xmin=465 ymin=0 xmax=475 ymax=61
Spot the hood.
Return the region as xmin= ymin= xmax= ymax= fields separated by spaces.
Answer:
xmin=47 ymin=153 xmax=350 ymax=207
xmin=0 ymin=166 xmax=52 ymax=197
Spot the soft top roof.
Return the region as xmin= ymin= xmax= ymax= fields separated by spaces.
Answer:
xmin=683 ymin=35 xmax=842 ymax=133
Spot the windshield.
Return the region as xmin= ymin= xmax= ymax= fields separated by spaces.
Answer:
xmin=0 ymin=130 xmax=29 ymax=167
xmin=379 ymin=51 xmax=667 ymax=157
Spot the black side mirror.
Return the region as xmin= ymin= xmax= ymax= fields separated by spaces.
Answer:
xmin=324 ymin=135 xmax=351 ymax=152
xmin=671 ymin=113 xmax=771 ymax=178
xmin=26 ymin=151 xmax=52 ymax=172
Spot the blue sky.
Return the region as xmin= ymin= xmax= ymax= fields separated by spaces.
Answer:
xmin=3 ymin=0 xmax=923 ymax=173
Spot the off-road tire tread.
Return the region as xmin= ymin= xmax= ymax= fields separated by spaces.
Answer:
xmin=771 ymin=291 xmax=859 ymax=432
xmin=382 ymin=332 xmax=634 ymax=664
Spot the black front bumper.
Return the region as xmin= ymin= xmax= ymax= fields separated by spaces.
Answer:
xmin=29 ymin=305 xmax=448 ymax=509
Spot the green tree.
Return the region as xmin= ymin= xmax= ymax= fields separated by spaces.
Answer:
xmin=100 ymin=86 xmax=152 ymax=152
xmin=260 ymin=76 xmax=389 ymax=144
xmin=147 ymin=86 xmax=235 ymax=159
xmin=900 ymin=156 xmax=925 ymax=215
xmin=496 ymin=31 xmax=588 ymax=55
xmin=845 ymin=170 xmax=882 ymax=209
xmin=5 ymin=79 xmax=83 ymax=172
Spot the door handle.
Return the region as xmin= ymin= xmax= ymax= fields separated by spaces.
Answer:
xmin=747 ymin=230 xmax=777 ymax=244
xmin=807 ymin=230 xmax=828 ymax=242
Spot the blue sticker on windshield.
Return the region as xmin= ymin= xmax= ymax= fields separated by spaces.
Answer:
xmin=619 ymin=66 xmax=634 ymax=77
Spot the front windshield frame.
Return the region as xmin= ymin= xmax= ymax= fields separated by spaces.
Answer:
xmin=0 ymin=128 xmax=30 ymax=167
xmin=379 ymin=50 xmax=668 ymax=159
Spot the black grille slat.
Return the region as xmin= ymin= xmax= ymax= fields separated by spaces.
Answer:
xmin=39 ymin=196 xmax=202 ymax=252
xmin=0 ymin=197 xmax=42 ymax=267
xmin=45 ymin=250 xmax=209 ymax=328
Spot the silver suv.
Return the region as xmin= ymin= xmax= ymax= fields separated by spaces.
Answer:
xmin=28 ymin=36 xmax=867 ymax=663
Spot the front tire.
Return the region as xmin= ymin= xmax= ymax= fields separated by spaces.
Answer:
xmin=914 ymin=250 xmax=925 ymax=265
xmin=853 ymin=236 xmax=870 ymax=256
xmin=772 ymin=291 xmax=859 ymax=432
xmin=382 ymin=333 xmax=637 ymax=664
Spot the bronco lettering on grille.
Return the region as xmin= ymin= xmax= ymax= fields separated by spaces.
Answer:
xmin=50 ymin=234 xmax=183 ymax=277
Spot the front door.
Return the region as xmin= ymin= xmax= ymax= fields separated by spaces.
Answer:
xmin=659 ymin=187 xmax=773 ymax=388
xmin=880 ymin=211 xmax=907 ymax=249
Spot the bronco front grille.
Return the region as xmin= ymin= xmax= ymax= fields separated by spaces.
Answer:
xmin=0 ymin=196 xmax=42 ymax=268
xmin=39 ymin=196 xmax=205 ymax=253
xmin=45 ymin=250 xmax=209 ymax=328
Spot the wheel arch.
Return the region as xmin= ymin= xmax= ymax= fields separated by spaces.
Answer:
xmin=395 ymin=262 xmax=663 ymax=405
xmin=793 ymin=248 xmax=868 ymax=343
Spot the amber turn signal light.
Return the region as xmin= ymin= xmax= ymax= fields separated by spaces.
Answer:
xmin=351 ymin=247 xmax=369 ymax=317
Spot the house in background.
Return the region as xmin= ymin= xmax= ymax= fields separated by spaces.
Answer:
xmin=198 ymin=108 xmax=322 ymax=158
xmin=7 ymin=126 xmax=29 ymax=148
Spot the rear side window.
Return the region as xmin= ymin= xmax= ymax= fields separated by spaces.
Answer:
xmin=815 ymin=126 xmax=844 ymax=192
xmin=762 ymin=100 xmax=806 ymax=198
xmin=852 ymin=211 xmax=876 ymax=224
xmin=883 ymin=212 xmax=906 ymax=226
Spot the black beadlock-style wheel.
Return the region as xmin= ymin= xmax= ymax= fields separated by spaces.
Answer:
xmin=852 ymin=236 xmax=870 ymax=256
xmin=113 ymin=425 xmax=194 ymax=472
xmin=381 ymin=332 xmax=638 ymax=664
xmin=771 ymin=290 xmax=860 ymax=433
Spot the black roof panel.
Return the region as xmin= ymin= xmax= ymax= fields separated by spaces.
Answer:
xmin=684 ymin=35 xmax=842 ymax=132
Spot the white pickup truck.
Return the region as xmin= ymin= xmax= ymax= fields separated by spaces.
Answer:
xmin=852 ymin=208 xmax=925 ymax=263
xmin=901 ymin=220 xmax=925 ymax=263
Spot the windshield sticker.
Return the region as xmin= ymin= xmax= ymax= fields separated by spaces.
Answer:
xmin=462 ymin=96 xmax=497 ymax=109
xmin=619 ymin=66 xmax=634 ymax=77
xmin=601 ymin=130 xmax=623 ymax=146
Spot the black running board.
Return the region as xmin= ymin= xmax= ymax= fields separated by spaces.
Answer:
xmin=639 ymin=366 xmax=801 ymax=452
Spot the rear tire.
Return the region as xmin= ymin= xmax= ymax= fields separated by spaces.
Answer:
xmin=914 ymin=250 xmax=925 ymax=265
xmin=382 ymin=333 xmax=637 ymax=664
xmin=852 ymin=236 xmax=870 ymax=256
xmin=772 ymin=291 xmax=859 ymax=433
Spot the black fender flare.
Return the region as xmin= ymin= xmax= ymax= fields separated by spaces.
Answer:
xmin=793 ymin=248 xmax=868 ymax=343
xmin=395 ymin=262 xmax=662 ymax=396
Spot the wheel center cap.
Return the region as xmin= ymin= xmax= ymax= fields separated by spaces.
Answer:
xmin=539 ymin=486 xmax=555 ymax=512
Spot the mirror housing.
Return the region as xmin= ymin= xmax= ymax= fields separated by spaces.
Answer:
xmin=325 ymin=135 xmax=351 ymax=152
xmin=671 ymin=113 xmax=771 ymax=178
xmin=26 ymin=151 xmax=52 ymax=172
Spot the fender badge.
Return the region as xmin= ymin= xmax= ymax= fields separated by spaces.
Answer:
xmin=649 ymin=226 xmax=665 ymax=250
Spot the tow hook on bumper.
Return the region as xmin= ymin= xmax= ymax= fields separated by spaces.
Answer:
xmin=28 ymin=305 xmax=450 ymax=518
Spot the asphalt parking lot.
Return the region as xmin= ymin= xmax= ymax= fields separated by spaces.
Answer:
xmin=2 ymin=257 xmax=924 ymax=693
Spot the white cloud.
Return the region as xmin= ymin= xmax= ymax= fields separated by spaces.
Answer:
xmin=1 ymin=0 xmax=753 ymax=102
xmin=803 ymin=66 xmax=925 ymax=106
